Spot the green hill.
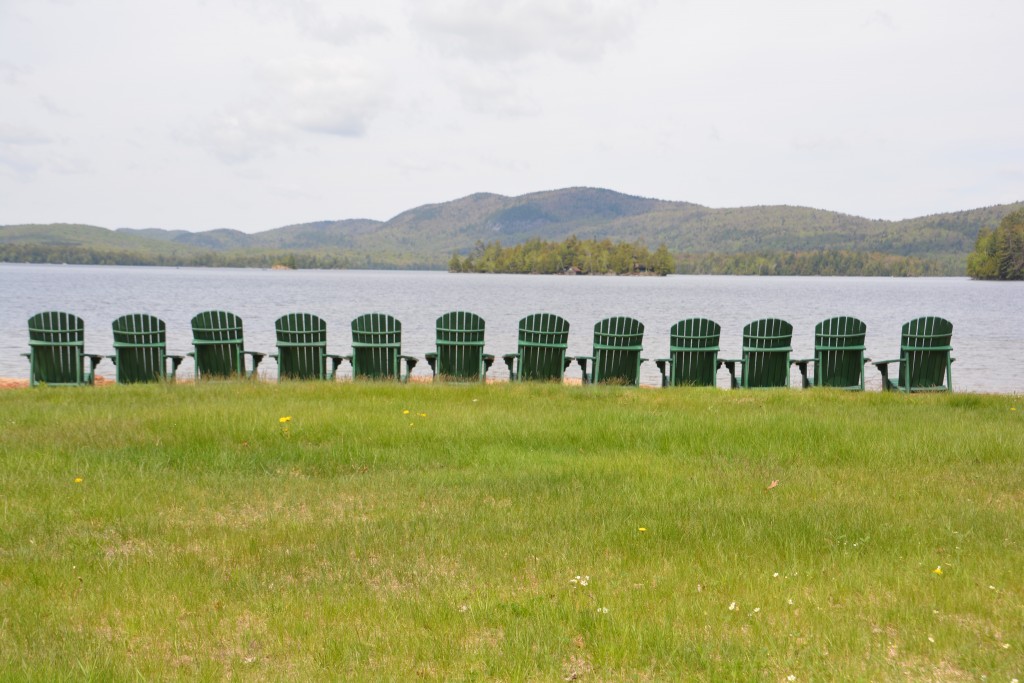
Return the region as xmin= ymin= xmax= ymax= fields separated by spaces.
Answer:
xmin=2 ymin=188 xmax=1021 ymax=274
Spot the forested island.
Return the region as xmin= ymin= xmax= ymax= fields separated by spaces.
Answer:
xmin=448 ymin=237 xmax=944 ymax=276
xmin=448 ymin=238 xmax=675 ymax=275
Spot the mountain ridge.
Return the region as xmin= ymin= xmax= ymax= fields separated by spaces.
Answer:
xmin=3 ymin=187 xmax=1022 ymax=273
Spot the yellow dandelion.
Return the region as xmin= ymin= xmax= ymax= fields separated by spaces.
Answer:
xmin=418 ymin=412 xmax=427 ymax=417
xmin=73 ymin=477 xmax=83 ymax=484
xmin=638 ymin=527 xmax=647 ymax=532
xmin=932 ymin=566 xmax=943 ymax=575
xmin=403 ymin=409 xmax=410 ymax=415
xmin=279 ymin=416 xmax=292 ymax=423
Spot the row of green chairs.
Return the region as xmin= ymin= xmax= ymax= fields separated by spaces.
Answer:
xmin=23 ymin=310 xmax=954 ymax=392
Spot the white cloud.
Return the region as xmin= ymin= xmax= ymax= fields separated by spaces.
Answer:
xmin=412 ymin=0 xmax=645 ymax=64
xmin=180 ymin=110 xmax=286 ymax=165
xmin=0 ymin=123 xmax=49 ymax=175
xmin=0 ymin=61 xmax=29 ymax=85
xmin=439 ymin=63 xmax=541 ymax=117
xmin=0 ymin=122 xmax=90 ymax=178
xmin=0 ymin=123 xmax=52 ymax=146
xmin=182 ymin=53 xmax=391 ymax=163
xmin=260 ymin=55 xmax=390 ymax=137
xmin=279 ymin=1 xmax=391 ymax=44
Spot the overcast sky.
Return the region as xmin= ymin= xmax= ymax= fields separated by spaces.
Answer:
xmin=1 ymin=0 xmax=1021 ymax=233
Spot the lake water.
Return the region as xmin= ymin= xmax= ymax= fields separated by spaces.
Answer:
xmin=1 ymin=263 xmax=1021 ymax=393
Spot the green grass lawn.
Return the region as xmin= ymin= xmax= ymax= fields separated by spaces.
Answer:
xmin=1 ymin=382 xmax=1021 ymax=681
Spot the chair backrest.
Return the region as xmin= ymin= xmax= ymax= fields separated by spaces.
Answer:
xmin=434 ymin=311 xmax=487 ymax=380
xmin=668 ymin=318 xmax=721 ymax=387
xmin=813 ymin=316 xmax=867 ymax=389
xmin=112 ymin=313 xmax=168 ymax=384
xmin=26 ymin=311 xmax=88 ymax=386
xmin=515 ymin=313 xmax=570 ymax=381
xmin=275 ymin=312 xmax=328 ymax=380
xmin=592 ymin=316 xmax=644 ymax=385
xmin=898 ymin=316 xmax=953 ymax=390
xmin=351 ymin=313 xmax=403 ymax=379
xmin=191 ymin=310 xmax=246 ymax=378
xmin=742 ymin=318 xmax=793 ymax=388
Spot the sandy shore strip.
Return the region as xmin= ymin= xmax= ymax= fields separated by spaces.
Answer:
xmin=0 ymin=376 xmax=116 ymax=389
xmin=1 ymin=375 xmax=589 ymax=389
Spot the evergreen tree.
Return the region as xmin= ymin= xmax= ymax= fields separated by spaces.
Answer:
xmin=967 ymin=209 xmax=1024 ymax=280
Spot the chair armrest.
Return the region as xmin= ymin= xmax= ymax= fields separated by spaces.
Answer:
xmin=85 ymin=354 xmax=104 ymax=384
xmin=244 ymin=351 xmax=266 ymax=375
xmin=483 ymin=354 xmax=495 ymax=374
xmin=166 ymin=354 xmax=185 ymax=379
xmin=790 ymin=358 xmax=813 ymax=389
xmin=326 ymin=354 xmax=346 ymax=380
xmin=575 ymin=355 xmax=593 ymax=383
xmin=654 ymin=358 xmax=671 ymax=387
xmin=502 ymin=353 xmax=519 ymax=381
xmin=718 ymin=358 xmax=743 ymax=389
xmin=872 ymin=358 xmax=901 ymax=391
xmin=400 ymin=355 xmax=418 ymax=382
xmin=424 ymin=352 xmax=437 ymax=375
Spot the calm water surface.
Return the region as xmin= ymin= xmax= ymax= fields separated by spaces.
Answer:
xmin=1 ymin=264 xmax=1021 ymax=393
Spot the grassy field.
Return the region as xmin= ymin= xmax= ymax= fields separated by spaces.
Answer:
xmin=1 ymin=382 xmax=1021 ymax=681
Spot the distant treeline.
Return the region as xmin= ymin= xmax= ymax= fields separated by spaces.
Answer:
xmin=2 ymin=239 xmax=950 ymax=276
xmin=0 ymin=244 xmax=437 ymax=271
xmin=967 ymin=209 xmax=1024 ymax=280
xmin=675 ymin=250 xmax=947 ymax=276
xmin=449 ymin=237 xmax=675 ymax=275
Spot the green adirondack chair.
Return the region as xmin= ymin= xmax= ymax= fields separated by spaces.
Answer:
xmin=654 ymin=318 xmax=722 ymax=387
xmin=424 ymin=311 xmax=495 ymax=381
xmin=502 ymin=313 xmax=572 ymax=381
xmin=791 ymin=316 xmax=869 ymax=390
xmin=22 ymin=311 xmax=104 ymax=387
xmin=343 ymin=312 xmax=418 ymax=382
xmin=188 ymin=310 xmax=265 ymax=379
xmin=872 ymin=316 xmax=954 ymax=392
xmin=270 ymin=312 xmax=344 ymax=380
xmin=108 ymin=313 xmax=184 ymax=383
xmin=576 ymin=316 xmax=646 ymax=385
xmin=720 ymin=318 xmax=793 ymax=388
